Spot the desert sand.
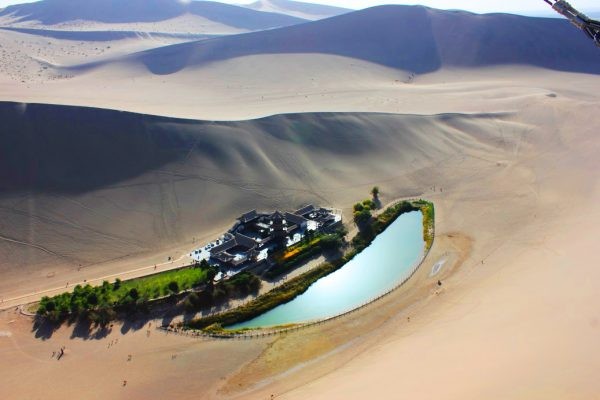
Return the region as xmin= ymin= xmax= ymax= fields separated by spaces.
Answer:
xmin=1 ymin=5 xmax=598 ymax=120
xmin=0 ymin=78 xmax=598 ymax=399
xmin=0 ymin=3 xmax=599 ymax=400
xmin=244 ymin=0 xmax=349 ymax=21
xmin=0 ymin=0 xmax=305 ymax=34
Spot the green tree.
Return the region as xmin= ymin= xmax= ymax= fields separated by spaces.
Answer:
xmin=87 ymin=292 xmax=99 ymax=307
xmin=362 ymin=199 xmax=375 ymax=210
xmin=167 ymin=281 xmax=179 ymax=294
xmin=129 ymin=287 xmax=139 ymax=300
xmin=371 ymin=186 xmax=380 ymax=198
xmin=248 ymin=275 xmax=261 ymax=294
xmin=353 ymin=208 xmax=372 ymax=226
xmin=319 ymin=234 xmax=343 ymax=250
xmin=206 ymin=266 xmax=219 ymax=283
xmin=199 ymin=259 xmax=210 ymax=270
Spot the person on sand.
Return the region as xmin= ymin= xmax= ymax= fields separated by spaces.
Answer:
xmin=123 ymin=380 xmax=127 ymax=387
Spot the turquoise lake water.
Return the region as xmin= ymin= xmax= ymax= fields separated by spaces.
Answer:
xmin=228 ymin=211 xmax=425 ymax=329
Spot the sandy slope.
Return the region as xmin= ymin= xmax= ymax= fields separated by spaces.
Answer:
xmin=1 ymin=5 xmax=598 ymax=120
xmin=277 ymin=219 xmax=600 ymax=399
xmin=0 ymin=5 xmax=599 ymax=399
xmin=0 ymin=0 xmax=305 ymax=33
xmin=0 ymin=103 xmax=530 ymax=306
xmin=0 ymin=14 xmax=252 ymax=35
xmin=0 ymin=90 xmax=598 ymax=399
xmin=1 ymin=52 xmax=598 ymax=120
xmin=0 ymin=27 xmax=204 ymax=84
xmin=244 ymin=0 xmax=350 ymax=21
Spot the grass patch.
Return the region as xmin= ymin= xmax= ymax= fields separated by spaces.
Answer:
xmin=37 ymin=261 xmax=217 ymax=323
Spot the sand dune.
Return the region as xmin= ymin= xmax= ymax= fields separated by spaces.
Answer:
xmin=1 ymin=26 xmax=212 ymax=42
xmin=104 ymin=5 xmax=600 ymax=76
xmin=0 ymin=81 xmax=598 ymax=399
xmin=0 ymin=0 xmax=306 ymax=33
xmin=244 ymin=0 xmax=350 ymax=21
xmin=1 ymin=5 xmax=598 ymax=120
xmin=0 ymin=4 xmax=599 ymax=400
xmin=0 ymin=102 xmax=528 ymax=303
xmin=0 ymin=27 xmax=199 ymax=84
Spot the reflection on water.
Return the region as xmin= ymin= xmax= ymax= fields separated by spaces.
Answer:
xmin=229 ymin=211 xmax=425 ymax=329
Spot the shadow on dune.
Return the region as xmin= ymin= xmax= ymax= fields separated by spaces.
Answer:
xmin=0 ymin=0 xmax=305 ymax=30
xmin=128 ymin=5 xmax=600 ymax=76
xmin=0 ymin=27 xmax=213 ymax=42
xmin=0 ymin=102 xmax=193 ymax=194
xmin=70 ymin=317 xmax=112 ymax=340
xmin=31 ymin=314 xmax=113 ymax=340
xmin=120 ymin=314 xmax=152 ymax=335
xmin=0 ymin=102 xmax=445 ymax=195
xmin=138 ymin=5 xmax=442 ymax=76
xmin=32 ymin=316 xmax=59 ymax=340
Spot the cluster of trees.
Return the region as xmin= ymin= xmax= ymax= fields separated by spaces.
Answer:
xmin=352 ymin=200 xmax=419 ymax=251
xmin=37 ymin=260 xmax=217 ymax=324
xmin=414 ymin=199 xmax=435 ymax=247
xmin=352 ymin=187 xmax=381 ymax=225
xmin=37 ymin=282 xmax=117 ymax=324
xmin=184 ymin=272 xmax=262 ymax=311
xmin=353 ymin=199 xmax=376 ymax=225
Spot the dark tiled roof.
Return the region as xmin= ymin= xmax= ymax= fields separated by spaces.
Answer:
xmin=234 ymin=233 xmax=257 ymax=249
xmin=294 ymin=204 xmax=315 ymax=216
xmin=285 ymin=212 xmax=308 ymax=226
xmin=271 ymin=210 xmax=284 ymax=221
xmin=211 ymin=238 xmax=237 ymax=254
xmin=240 ymin=210 xmax=258 ymax=223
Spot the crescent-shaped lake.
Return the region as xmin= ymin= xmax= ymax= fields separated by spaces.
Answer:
xmin=229 ymin=210 xmax=425 ymax=329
